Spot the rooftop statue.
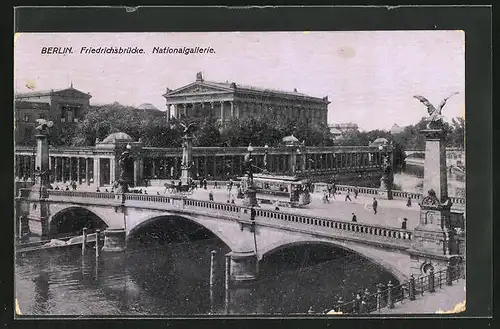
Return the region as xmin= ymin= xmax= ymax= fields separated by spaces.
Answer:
xmin=413 ymin=92 xmax=459 ymax=129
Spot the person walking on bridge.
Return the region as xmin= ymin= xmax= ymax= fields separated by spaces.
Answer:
xmin=351 ymin=213 xmax=357 ymax=222
xmin=372 ymin=197 xmax=378 ymax=214
xmin=406 ymin=197 xmax=412 ymax=207
xmin=354 ymin=187 xmax=359 ymax=199
xmin=345 ymin=191 xmax=352 ymax=202
xmin=401 ymin=218 xmax=408 ymax=229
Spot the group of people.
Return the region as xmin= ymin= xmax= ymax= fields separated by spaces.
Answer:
xmin=53 ymin=180 xmax=78 ymax=191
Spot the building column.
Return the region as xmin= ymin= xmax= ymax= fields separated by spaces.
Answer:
xmin=93 ymin=157 xmax=101 ymax=187
xmin=230 ymin=101 xmax=234 ymax=118
xmin=220 ymin=101 xmax=224 ymax=121
xmin=69 ymin=157 xmax=73 ymax=182
xmin=85 ymin=158 xmax=90 ymax=185
xmin=76 ymin=158 xmax=81 ymax=184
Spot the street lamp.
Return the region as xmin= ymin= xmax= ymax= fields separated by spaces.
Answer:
xmin=243 ymin=143 xmax=258 ymax=207
xmin=263 ymin=144 xmax=269 ymax=173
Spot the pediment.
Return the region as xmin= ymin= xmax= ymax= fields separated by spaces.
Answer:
xmin=53 ymin=88 xmax=92 ymax=99
xmin=165 ymin=82 xmax=232 ymax=97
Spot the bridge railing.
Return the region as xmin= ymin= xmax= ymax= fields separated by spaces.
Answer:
xmin=49 ymin=190 xmax=116 ymax=199
xmin=331 ymin=265 xmax=464 ymax=314
xmin=183 ymin=198 xmax=242 ymax=214
xmin=123 ymin=193 xmax=175 ymax=204
xmin=335 ymin=185 xmax=379 ymax=196
xmin=335 ymin=184 xmax=465 ymax=206
xmin=253 ymin=208 xmax=413 ymax=243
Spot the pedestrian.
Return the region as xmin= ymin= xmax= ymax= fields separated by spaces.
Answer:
xmin=406 ymin=197 xmax=412 ymax=207
xmin=209 ymin=191 xmax=214 ymax=201
xmin=354 ymin=187 xmax=358 ymax=199
xmin=351 ymin=213 xmax=357 ymax=222
xmin=274 ymin=200 xmax=280 ymax=211
xmin=157 ymin=191 xmax=160 ymax=195
xmin=214 ymin=181 xmax=218 ymax=189
xmin=204 ymin=179 xmax=207 ymax=190
xmin=372 ymin=197 xmax=378 ymax=214
xmin=401 ymin=218 xmax=408 ymax=229
xmin=231 ymin=196 xmax=235 ymax=204
xmin=96 ymin=187 xmax=100 ymax=192
xmin=65 ymin=186 xmax=70 ymax=191
xmin=345 ymin=191 xmax=352 ymax=202
xmin=323 ymin=191 xmax=330 ymax=204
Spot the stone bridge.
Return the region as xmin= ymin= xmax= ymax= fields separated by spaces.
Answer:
xmin=22 ymin=190 xmax=420 ymax=284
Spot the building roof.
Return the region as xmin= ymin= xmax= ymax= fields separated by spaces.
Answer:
xmin=164 ymin=73 xmax=329 ymax=103
xmin=101 ymin=132 xmax=134 ymax=144
xmin=329 ymin=128 xmax=343 ymax=134
xmin=136 ymin=103 xmax=160 ymax=111
xmin=370 ymin=137 xmax=389 ymax=146
xmin=282 ymin=134 xmax=300 ymax=145
xmin=15 ymin=100 xmax=50 ymax=110
xmin=15 ymin=86 xmax=92 ymax=99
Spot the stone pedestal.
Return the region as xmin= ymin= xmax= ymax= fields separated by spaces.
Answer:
xmin=228 ymin=251 xmax=258 ymax=283
xmin=408 ymin=127 xmax=462 ymax=277
xmin=243 ymin=186 xmax=259 ymax=207
xmin=102 ymin=228 xmax=126 ymax=252
xmin=28 ymin=134 xmax=52 ymax=238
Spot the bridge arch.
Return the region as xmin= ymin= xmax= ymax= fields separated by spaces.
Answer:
xmin=258 ymin=238 xmax=408 ymax=284
xmin=126 ymin=213 xmax=238 ymax=251
xmin=49 ymin=206 xmax=109 ymax=236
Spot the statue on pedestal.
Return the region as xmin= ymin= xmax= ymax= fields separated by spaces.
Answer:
xmin=413 ymin=92 xmax=459 ymax=130
xmin=115 ymin=146 xmax=133 ymax=193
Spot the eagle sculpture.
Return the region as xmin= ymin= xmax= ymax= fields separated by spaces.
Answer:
xmin=35 ymin=119 xmax=54 ymax=134
xmin=413 ymin=92 xmax=459 ymax=129
xmin=179 ymin=121 xmax=197 ymax=135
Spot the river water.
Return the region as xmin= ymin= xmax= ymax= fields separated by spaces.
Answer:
xmin=15 ymin=166 xmax=465 ymax=316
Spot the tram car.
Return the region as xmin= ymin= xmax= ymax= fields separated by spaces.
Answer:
xmin=239 ymin=173 xmax=311 ymax=207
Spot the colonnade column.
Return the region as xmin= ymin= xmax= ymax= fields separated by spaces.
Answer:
xmin=85 ymin=158 xmax=90 ymax=185
xmin=230 ymin=101 xmax=234 ymax=118
xmin=93 ymin=158 xmax=101 ymax=187
xmin=220 ymin=101 xmax=224 ymax=122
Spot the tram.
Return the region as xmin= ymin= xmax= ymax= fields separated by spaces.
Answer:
xmin=239 ymin=173 xmax=311 ymax=207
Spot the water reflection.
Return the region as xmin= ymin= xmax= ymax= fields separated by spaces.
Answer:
xmin=16 ymin=238 xmax=399 ymax=316
xmin=395 ymin=164 xmax=465 ymax=197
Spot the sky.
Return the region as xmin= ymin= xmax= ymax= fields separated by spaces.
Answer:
xmin=14 ymin=31 xmax=464 ymax=131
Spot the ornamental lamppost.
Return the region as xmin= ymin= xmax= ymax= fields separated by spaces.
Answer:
xmin=378 ymin=142 xmax=393 ymax=200
xmin=263 ymin=144 xmax=269 ymax=174
xmin=243 ymin=143 xmax=259 ymax=207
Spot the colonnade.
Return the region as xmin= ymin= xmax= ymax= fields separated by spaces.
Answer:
xmin=15 ymin=148 xmax=385 ymax=185
xmin=15 ymin=154 xmax=116 ymax=187
xmin=143 ymin=150 xmax=384 ymax=181
xmin=166 ymin=99 xmax=327 ymax=125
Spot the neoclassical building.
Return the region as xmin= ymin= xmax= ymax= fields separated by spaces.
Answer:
xmin=163 ymin=72 xmax=330 ymax=126
xmin=15 ymin=84 xmax=92 ymax=145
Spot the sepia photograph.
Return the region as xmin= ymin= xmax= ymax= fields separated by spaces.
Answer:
xmin=14 ymin=30 xmax=466 ymax=317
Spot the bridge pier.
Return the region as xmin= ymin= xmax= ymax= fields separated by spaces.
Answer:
xmin=102 ymin=228 xmax=126 ymax=252
xmin=227 ymin=251 xmax=258 ymax=284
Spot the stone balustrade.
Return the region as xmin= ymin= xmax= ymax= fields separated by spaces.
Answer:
xmin=45 ymin=190 xmax=413 ymax=246
xmin=49 ymin=190 xmax=116 ymax=199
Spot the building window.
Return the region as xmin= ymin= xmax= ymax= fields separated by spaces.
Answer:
xmin=24 ymin=115 xmax=30 ymax=122
xmin=61 ymin=117 xmax=66 ymax=123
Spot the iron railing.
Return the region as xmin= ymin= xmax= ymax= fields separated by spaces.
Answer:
xmin=331 ymin=265 xmax=464 ymax=314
